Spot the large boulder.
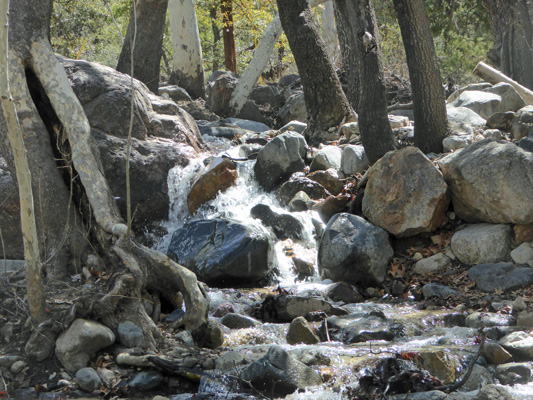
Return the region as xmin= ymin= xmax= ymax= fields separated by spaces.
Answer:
xmin=340 ymin=145 xmax=369 ymax=176
xmin=167 ymin=219 xmax=271 ymax=287
xmin=450 ymin=223 xmax=512 ymax=265
xmin=61 ymin=57 xmax=204 ymax=231
xmin=254 ymin=132 xmax=307 ymax=191
xmin=484 ymin=83 xmax=526 ymax=113
xmin=318 ymin=213 xmax=393 ymax=286
xmin=362 ymin=147 xmax=449 ymax=237
xmin=468 ymin=263 xmax=533 ymax=293
xmin=446 ymin=106 xmax=487 ymax=128
xmin=279 ymin=93 xmax=307 ymax=126
xmin=187 ymin=158 xmax=238 ymax=214
xmin=205 ymin=71 xmax=238 ymax=116
xmin=250 ymin=204 xmax=304 ymax=240
xmin=439 ymin=139 xmax=533 ymax=224
xmin=309 ymin=145 xmax=342 ymax=172
xmin=55 ymin=319 xmax=115 ymax=373
xmin=449 ymin=90 xmax=502 ymax=119
xmin=276 ymin=176 xmax=330 ymax=206
xmin=240 ymin=345 xmax=322 ymax=397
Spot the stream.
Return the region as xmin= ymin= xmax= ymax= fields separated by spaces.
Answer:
xmin=154 ymin=135 xmax=533 ymax=399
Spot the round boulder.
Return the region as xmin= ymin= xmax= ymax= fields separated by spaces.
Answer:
xmin=362 ymin=147 xmax=449 ymax=237
xmin=318 ymin=213 xmax=393 ymax=286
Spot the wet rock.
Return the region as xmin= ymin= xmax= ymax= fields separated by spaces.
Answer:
xmin=197 ymin=121 xmax=251 ymax=139
xmin=307 ymin=169 xmax=344 ymax=195
xmin=468 ymin=263 xmax=533 ymax=292
xmin=128 ymin=371 xmax=164 ymax=391
xmin=414 ymin=253 xmax=452 ymax=275
xmin=286 ymin=317 xmax=320 ymax=345
xmin=482 ymin=342 xmax=512 ymax=364
xmin=462 ymin=364 xmax=494 ymax=391
xmin=309 ymin=146 xmax=342 ymax=172
xmin=223 ymin=117 xmax=270 ymax=133
xmin=250 ymin=204 xmax=304 ymax=240
xmin=167 ymin=219 xmax=271 ymax=287
xmin=450 ymin=90 xmax=502 ymax=119
xmin=292 ymin=257 xmax=315 ymax=280
xmin=465 ymin=312 xmax=512 ymax=328
xmin=76 ymin=367 xmax=102 ymax=392
xmin=418 ymin=351 xmax=456 ymax=384
xmin=318 ymin=213 xmax=393 ymax=286
xmin=205 ymin=71 xmax=238 ymax=115
xmin=510 ymin=243 xmax=533 ymax=267
xmin=240 ymin=345 xmax=322 ymax=397
xmin=55 ymin=319 xmax=115 ymax=373
xmin=321 ymin=313 xmax=404 ymax=344
xmin=439 ymin=139 xmax=533 ymax=224
xmin=288 ymin=191 xmax=311 ymax=211
xmin=499 ymin=331 xmax=533 ymax=361
xmin=254 ymin=132 xmax=307 ymax=191
xmin=279 ymin=93 xmax=307 ymax=126
xmin=117 ymin=321 xmax=146 ymax=349
xmin=220 ymin=313 xmax=261 ymax=329
xmin=451 ymin=224 xmax=512 ymax=265
xmin=311 ymin=194 xmax=351 ymax=224
xmin=277 ymin=177 xmax=330 ymax=206
xmin=215 ymin=351 xmax=245 ymax=371
xmin=325 ymin=282 xmax=362 ymax=304
xmin=421 ymin=283 xmax=460 ymax=299
xmin=495 ymin=363 xmax=532 ymax=385
xmin=362 ymin=147 xmax=449 ymax=237
xmin=511 ymin=105 xmax=533 ymax=140
xmin=187 ymin=158 xmax=238 ymax=214
xmin=447 ymin=106 xmax=487 ymax=128
xmin=486 ymin=111 xmax=515 ymax=131
xmin=473 ymin=384 xmax=520 ymax=400
xmin=260 ymin=294 xmax=347 ymax=322
xmin=288 ymin=348 xmax=331 ymax=366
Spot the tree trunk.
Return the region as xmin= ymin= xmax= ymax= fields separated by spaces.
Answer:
xmin=2 ymin=0 xmax=210 ymax=353
xmin=0 ymin=0 xmax=46 ymax=324
xmin=334 ymin=0 xmax=397 ymax=163
xmin=168 ymin=0 xmax=205 ymax=99
xmin=116 ymin=0 xmax=169 ymax=94
xmin=277 ymin=0 xmax=355 ymax=145
xmin=322 ymin=0 xmax=339 ymax=62
xmin=393 ymin=0 xmax=449 ymax=154
xmin=221 ymin=0 xmax=237 ymax=73
xmin=229 ymin=0 xmax=327 ymax=115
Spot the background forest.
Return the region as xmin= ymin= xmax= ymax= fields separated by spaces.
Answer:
xmin=51 ymin=0 xmax=492 ymax=87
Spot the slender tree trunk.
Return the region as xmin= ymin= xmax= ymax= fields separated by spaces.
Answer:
xmin=334 ymin=0 xmax=397 ymax=163
xmin=322 ymin=0 xmax=339 ymax=62
xmin=221 ymin=0 xmax=237 ymax=72
xmin=393 ymin=0 xmax=449 ymax=154
xmin=277 ymin=0 xmax=355 ymax=144
xmin=168 ymin=0 xmax=205 ymax=99
xmin=229 ymin=0 xmax=327 ymax=115
xmin=0 ymin=0 xmax=46 ymax=324
xmin=116 ymin=0 xmax=169 ymax=94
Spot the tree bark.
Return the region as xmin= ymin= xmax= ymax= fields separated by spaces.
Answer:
xmin=168 ymin=0 xmax=205 ymax=99
xmin=0 ymin=0 xmax=46 ymax=324
xmin=322 ymin=0 xmax=339 ymax=62
xmin=2 ymin=0 xmax=210 ymax=351
xmin=393 ymin=0 xmax=449 ymax=154
xmin=221 ymin=0 xmax=237 ymax=73
xmin=116 ymin=0 xmax=169 ymax=94
xmin=335 ymin=0 xmax=397 ymax=163
xmin=277 ymin=0 xmax=355 ymax=145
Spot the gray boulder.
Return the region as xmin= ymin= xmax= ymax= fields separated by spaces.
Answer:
xmin=220 ymin=313 xmax=261 ymax=329
xmin=362 ymin=147 xmax=449 ymax=237
xmin=510 ymin=243 xmax=533 ymax=266
xmin=439 ymin=139 xmax=533 ymax=224
xmin=447 ymin=83 xmax=493 ymax=103
xmin=443 ymin=134 xmax=474 ymax=153
xmin=421 ymin=283 xmax=460 ymax=299
xmin=340 ymin=145 xmax=369 ymax=176
xmin=447 ymin=106 xmax=487 ymax=128
xmin=307 ymin=169 xmax=344 ymax=195
xmin=318 ymin=213 xmax=393 ymax=286
xmin=250 ymin=204 xmax=304 ymax=240
xmin=128 ymin=371 xmax=164 ymax=391
xmin=240 ymin=345 xmax=322 ymax=397
xmin=280 ymin=120 xmax=307 ymax=134
xmin=117 ymin=321 xmax=146 ymax=349
xmin=279 ymin=93 xmax=307 ymax=125
xmin=495 ymin=363 xmax=532 ymax=385
xmin=511 ymin=105 xmax=533 ymax=140
xmin=286 ymin=316 xmax=320 ymax=345
xmin=167 ymin=219 xmax=271 ymax=287
xmin=500 ymin=331 xmax=533 ymax=361
xmin=250 ymin=85 xmax=280 ymax=106
xmin=451 ymin=223 xmax=512 ymax=265
xmin=205 ymin=71 xmax=238 ymax=116
xmin=465 ymin=312 xmax=513 ymax=328
xmin=76 ymin=367 xmax=102 ymax=392
xmin=309 ymin=145 xmax=342 ymax=172
xmin=55 ymin=319 xmax=115 ymax=373
xmin=468 ymin=263 xmax=533 ymax=292
xmin=277 ymin=177 xmax=330 ymax=206
xmin=223 ymin=117 xmax=270 ymax=133
xmin=484 ymin=83 xmax=526 ymax=113
xmin=518 ymin=132 xmax=533 ymax=152
xmin=254 ymin=132 xmax=307 ymax=191
xmin=450 ymin=90 xmax=502 ymax=119
xmin=414 ymin=253 xmax=453 ymax=275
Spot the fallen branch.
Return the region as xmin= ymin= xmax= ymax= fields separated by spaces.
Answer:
xmin=473 ymin=62 xmax=533 ymax=105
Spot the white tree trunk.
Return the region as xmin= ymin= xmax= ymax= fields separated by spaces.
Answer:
xmin=229 ymin=0 xmax=328 ymax=115
xmin=322 ymin=0 xmax=339 ymax=62
xmin=0 ymin=0 xmax=46 ymax=323
xmin=168 ymin=0 xmax=205 ymax=99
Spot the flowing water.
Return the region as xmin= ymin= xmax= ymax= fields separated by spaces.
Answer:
xmin=155 ymin=136 xmax=533 ymax=399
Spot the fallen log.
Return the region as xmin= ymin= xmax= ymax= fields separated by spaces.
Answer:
xmin=473 ymin=61 xmax=533 ymax=105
